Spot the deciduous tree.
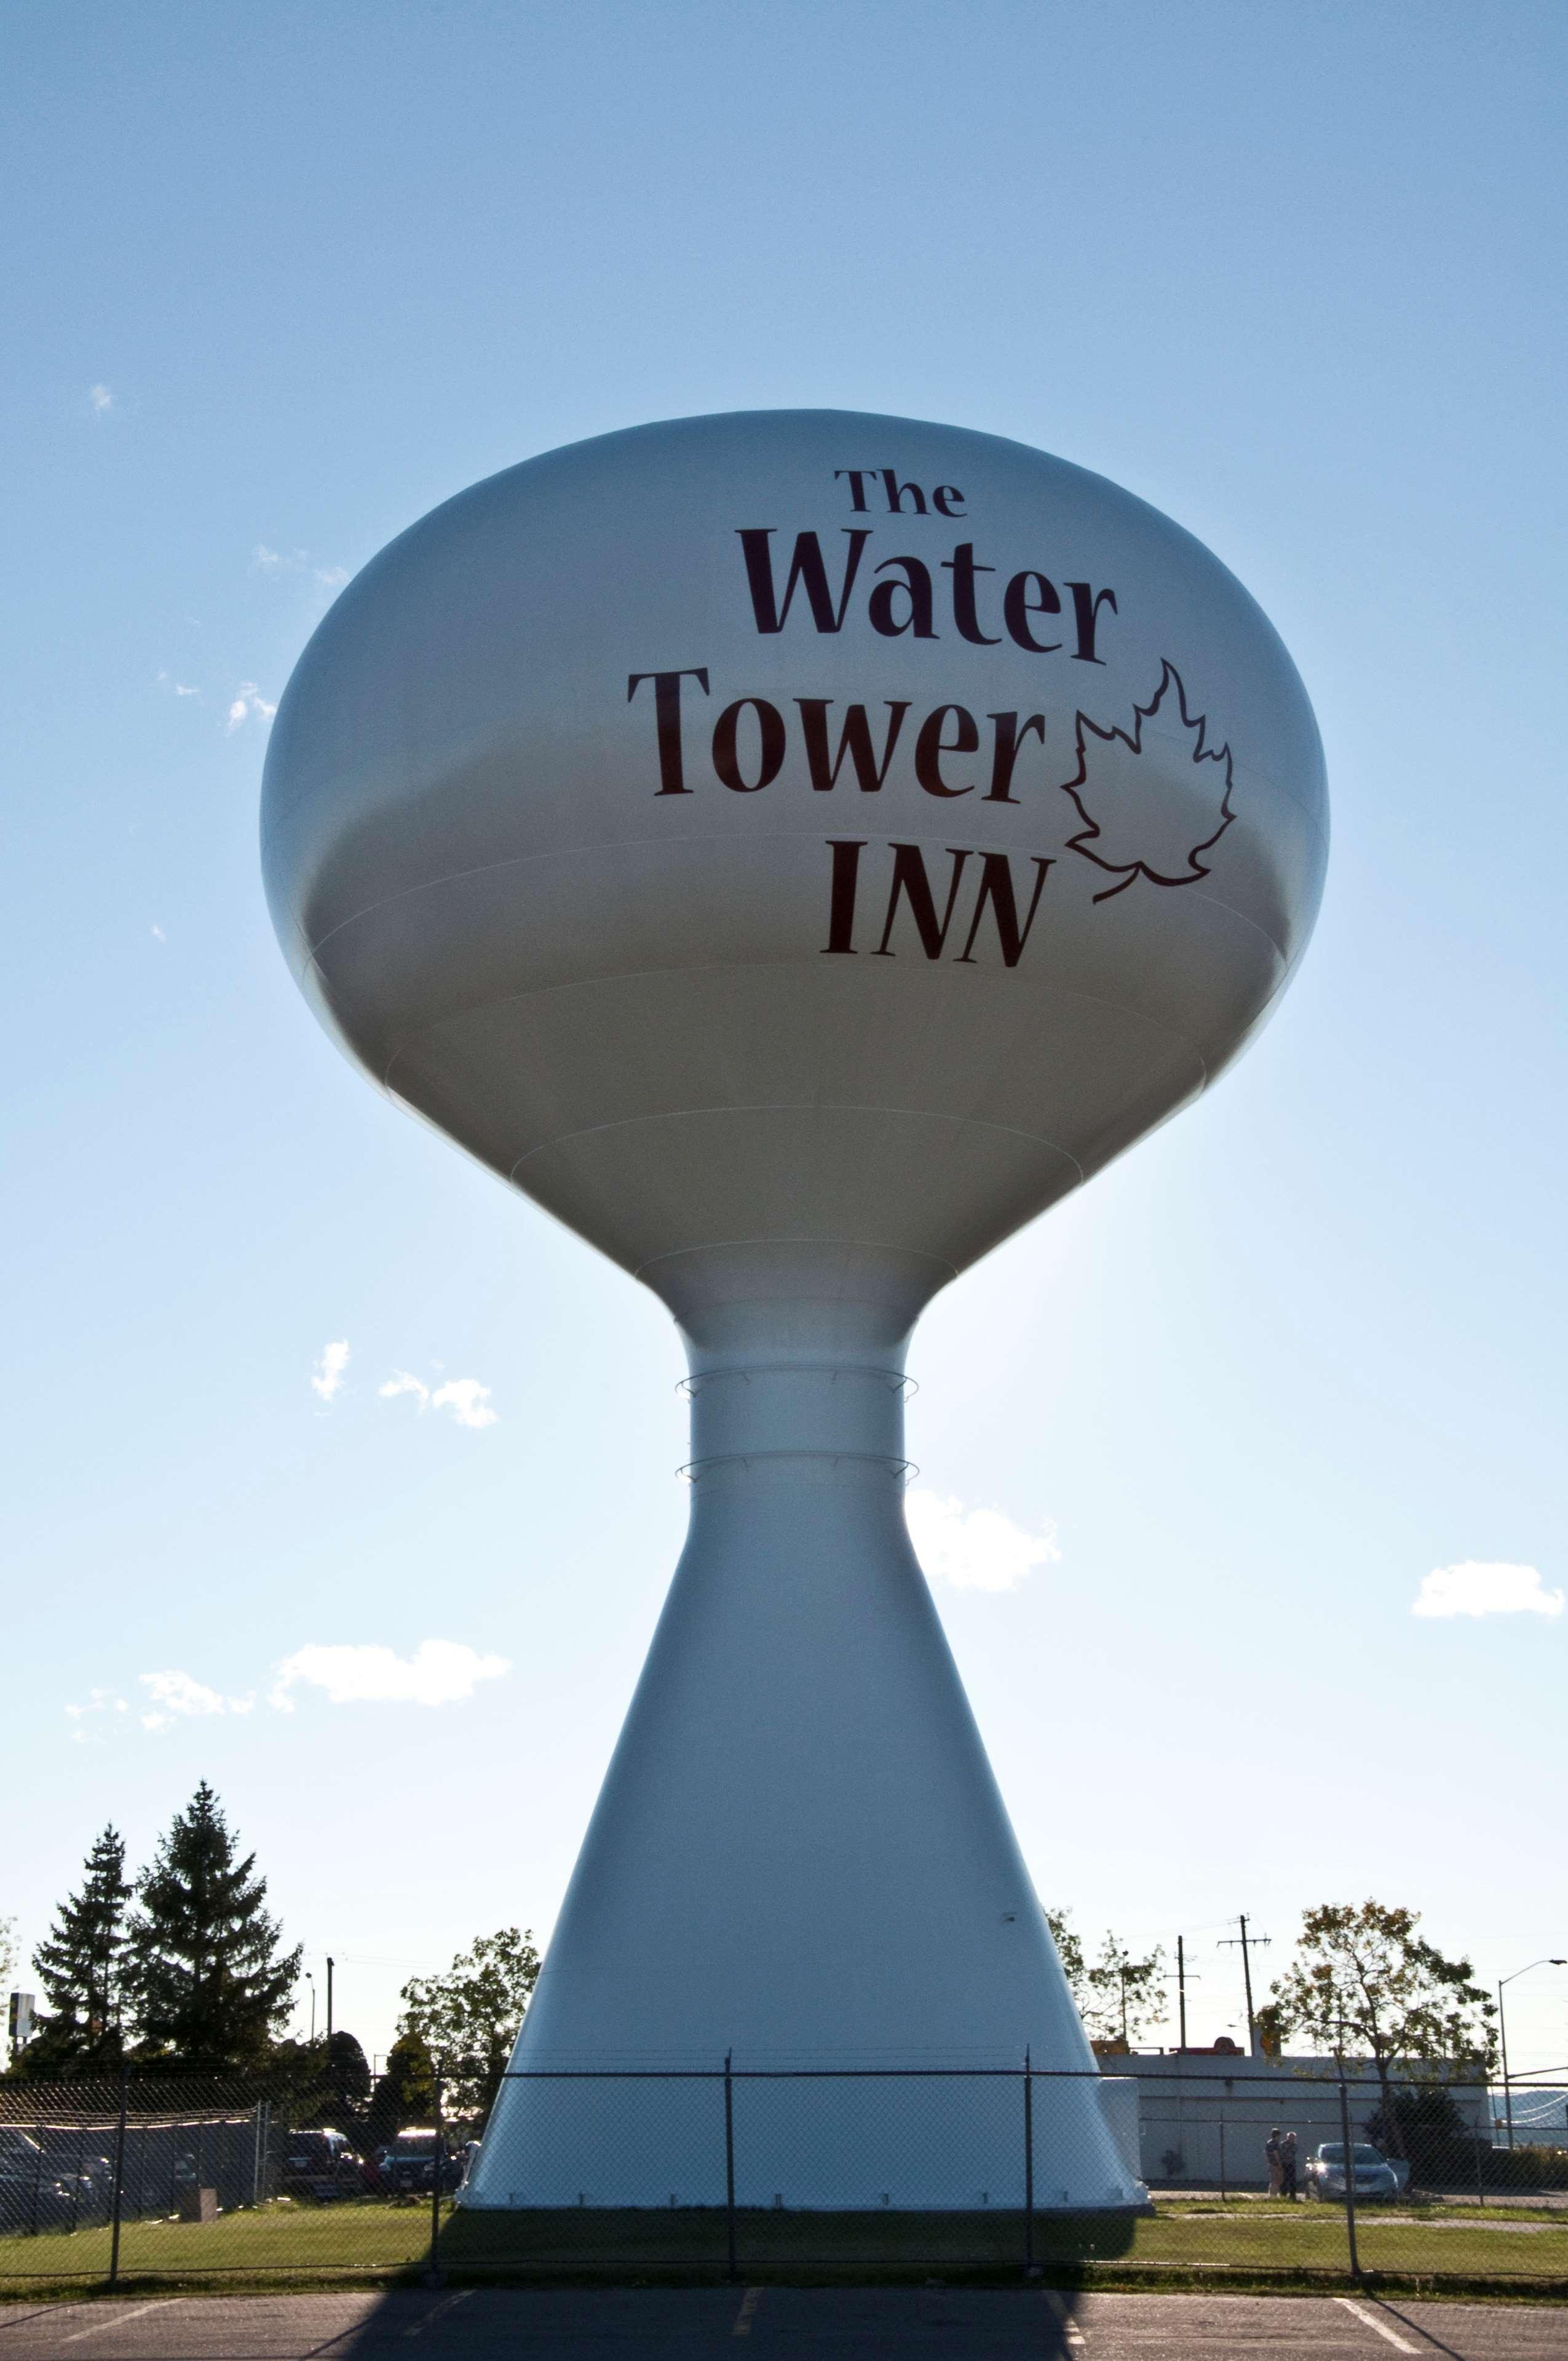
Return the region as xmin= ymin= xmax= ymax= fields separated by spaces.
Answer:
xmin=1085 ymin=1934 xmax=1166 ymax=2049
xmin=397 ymin=1927 xmax=540 ymax=2127
xmin=1266 ymin=1901 xmax=1494 ymax=2157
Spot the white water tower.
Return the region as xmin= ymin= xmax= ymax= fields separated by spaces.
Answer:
xmin=263 ymin=410 xmax=1325 ymax=2208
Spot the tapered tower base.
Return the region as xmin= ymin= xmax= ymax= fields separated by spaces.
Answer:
xmin=464 ymin=1276 xmax=1143 ymax=2212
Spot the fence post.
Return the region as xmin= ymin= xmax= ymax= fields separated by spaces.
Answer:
xmin=1475 ymin=2093 xmax=1487 ymax=2211
xmin=1023 ymin=2050 xmax=1035 ymax=2272
xmin=1338 ymin=2077 xmax=1360 ymax=2282
xmin=724 ymin=2051 xmax=738 ymax=2284
xmin=426 ymin=2076 xmax=446 ymax=2288
xmin=107 ymin=2065 xmax=129 ymax=2291
xmin=1218 ymin=2114 xmax=1226 ymax=2202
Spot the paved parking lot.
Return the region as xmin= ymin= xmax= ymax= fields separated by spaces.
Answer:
xmin=1 ymin=2288 xmax=1565 ymax=2360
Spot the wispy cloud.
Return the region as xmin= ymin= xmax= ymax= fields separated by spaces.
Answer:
xmin=140 ymin=1670 xmax=255 ymax=1732
xmin=311 ymin=1338 xmax=350 ymax=1404
xmin=1412 ymin=1561 xmax=1563 ymax=1620
xmin=270 ymin=1640 xmax=510 ymax=1710
xmin=378 ymin=1369 xmax=498 ymax=1429
xmin=252 ymin=543 xmax=348 ymax=592
xmin=150 ymin=923 xmax=166 ymax=944
xmin=905 ymin=1488 xmax=1061 ymax=1593
xmin=226 ymin=681 xmax=277 ymax=735
xmin=156 ymin=670 xmax=200 ymax=699
xmin=89 ymin=384 xmax=114 ymax=416
xmin=65 ymin=1688 xmax=130 ymax=1745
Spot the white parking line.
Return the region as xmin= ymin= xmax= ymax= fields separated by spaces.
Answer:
xmin=58 ymin=2301 xmax=180 ymax=2345
xmin=402 ymin=2290 xmax=473 ymax=2338
xmin=732 ymin=2286 xmax=762 ymax=2336
xmin=1337 ymin=2296 xmax=1420 ymax=2352
xmin=1043 ymin=2288 xmax=1086 ymax=2347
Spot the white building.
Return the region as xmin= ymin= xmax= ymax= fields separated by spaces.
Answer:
xmin=1107 ymin=2046 xmax=1491 ymax=2186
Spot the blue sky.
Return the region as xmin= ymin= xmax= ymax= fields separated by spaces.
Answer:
xmin=4 ymin=0 xmax=1565 ymax=2074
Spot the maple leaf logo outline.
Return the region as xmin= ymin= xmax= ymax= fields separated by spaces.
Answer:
xmin=1058 ymin=659 xmax=1236 ymax=903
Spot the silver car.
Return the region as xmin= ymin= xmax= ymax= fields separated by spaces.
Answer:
xmin=1306 ymin=2141 xmax=1400 ymax=2202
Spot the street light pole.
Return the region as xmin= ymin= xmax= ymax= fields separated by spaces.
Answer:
xmin=1498 ymin=1960 xmax=1566 ymax=2151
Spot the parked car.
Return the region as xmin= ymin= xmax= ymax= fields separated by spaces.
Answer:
xmin=379 ymin=2130 xmax=461 ymax=2196
xmin=1305 ymin=2141 xmax=1400 ymax=2202
xmin=280 ymin=2128 xmax=365 ymax=2202
xmin=0 ymin=2130 xmax=79 ymax=2234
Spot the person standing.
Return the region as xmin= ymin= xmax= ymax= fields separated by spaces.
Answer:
xmin=1280 ymin=2129 xmax=1298 ymax=2199
xmin=1264 ymin=2129 xmax=1283 ymax=2197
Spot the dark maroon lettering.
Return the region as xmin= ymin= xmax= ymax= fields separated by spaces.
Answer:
xmin=873 ymin=844 xmax=973 ymax=959
xmin=941 ymin=542 xmax=1000 ymax=645
xmin=628 ymin=668 xmax=710 ymax=795
xmin=868 ymin=556 xmax=937 ymax=639
xmin=796 ymin=700 xmax=911 ymax=792
xmin=914 ymin=704 xmax=979 ymax=796
xmin=983 ymin=712 xmax=1046 ymax=804
xmin=1003 ymin=572 xmax=1063 ymax=654
xmin=822 ymin=838 xmax=866 ymax=952
xmin=956 ymin=854 xmax=1053 ymax=967
xmin=1066 ymin=581 xmax=1118 ymax=663
xmin=737 ymin=529 xmax=872 ymax=634
xmin=711 ymin=698 xmax=786 ymax=792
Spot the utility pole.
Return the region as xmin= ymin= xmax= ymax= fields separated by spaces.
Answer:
xmin=326 ymin=1957 xmax=335 ymax=2046
xmin=1178 ymin=1936 xmax=1188 ymax=2050
xmin=1219 ymin=1916 xmax=1271 ymax=2058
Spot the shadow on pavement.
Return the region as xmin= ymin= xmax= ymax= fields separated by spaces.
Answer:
xmin=332 ymin=2282 xmax=1087 ymax=2355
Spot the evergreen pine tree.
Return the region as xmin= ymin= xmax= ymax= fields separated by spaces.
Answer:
xmin=30 ymin=1825 xmax=132 ymax=2068
xmin=125 ymin=1782 xmax=301 ymax=2066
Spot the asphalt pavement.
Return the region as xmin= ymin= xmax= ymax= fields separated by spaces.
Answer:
xmin=1 ymin=2289 xmax=1566 ymax=2360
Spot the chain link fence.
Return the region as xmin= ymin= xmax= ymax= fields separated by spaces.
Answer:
xmin=2 ymin=2064 xmax=1564 ymax=2294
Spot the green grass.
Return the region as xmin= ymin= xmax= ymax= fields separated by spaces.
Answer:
xmin=2 ymin=2194 xmax=1566 ymax=2299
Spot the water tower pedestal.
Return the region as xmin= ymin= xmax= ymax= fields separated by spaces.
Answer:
xmin=465 ymin=1250 xmax=1141 ymax=2211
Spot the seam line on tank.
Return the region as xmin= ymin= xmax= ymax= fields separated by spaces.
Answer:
xmin=298 ymin=828 xmax=1038 ymax=960
xmin=501 ymin=1105 xmax=1090 ymax=1186
xmin=374 ymin=968 xmax=1216 ymax=1104
xmin=296 ymin=821 xmax=1297 ymax=966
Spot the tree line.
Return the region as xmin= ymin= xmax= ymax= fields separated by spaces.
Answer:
xmin=6 ymin=1785 xmax=540 ymax=2141
xmin=6 ymin=1785 xmax=1498 ymax=2159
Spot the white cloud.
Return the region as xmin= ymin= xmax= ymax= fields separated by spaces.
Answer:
xmin=269 ymin=1640 xmax=510 ymax=1712
xmin=1412 ymin=1561 xmax=1564 ymax=1621
xmin=250 ymin=543 xmax=347 ymax=593
xmin=905 ymin=1488 xmax=1061 ymax=1593
xmin=311 ymin=1338 xmax=350 ymax=1403
xmin=150 ymin=923 xmax=166 ymax=943
xmin=89 ymin=383 xmax=114 ymax=415
xmin=139 ymin=1669 xmax=255 ymax=1732
xmin=226 ymin=681 xmax=277 ymax=734
xmin=65 ymin=1688 xmax=130 ymax=1743
xmin=379 ymin=1369 xmax=498 ymax=1428
xmin=156 ymin=670 xmax=200 ymax=699
xmin=431 ymin=1377 xmax=498 ymax=1429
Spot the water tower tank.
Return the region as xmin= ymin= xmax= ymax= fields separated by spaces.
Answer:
xmin=263 ymin=410 xmax=1326 ymax=2210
